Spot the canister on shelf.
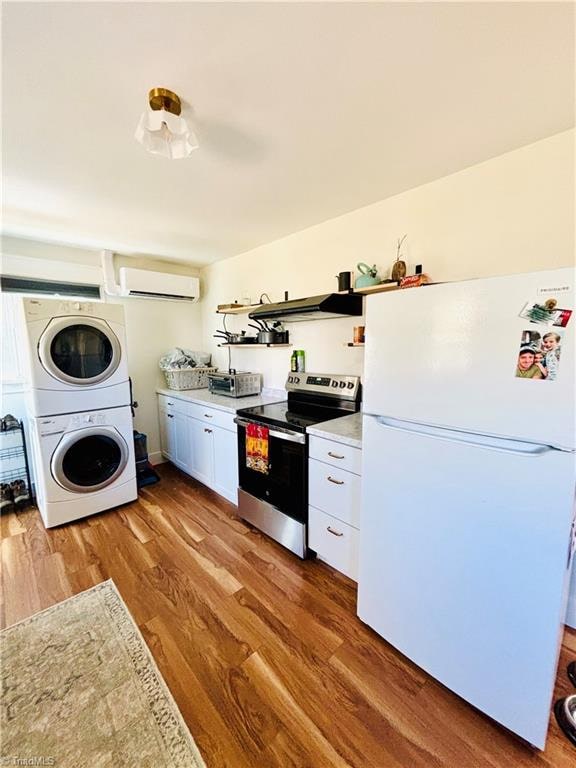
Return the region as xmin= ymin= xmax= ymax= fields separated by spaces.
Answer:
xmin=296 ymin=350 xmax=305 ymax=372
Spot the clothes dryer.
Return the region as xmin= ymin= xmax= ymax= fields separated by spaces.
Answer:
xmin=23 ymin=297 xmax=131 ymax=416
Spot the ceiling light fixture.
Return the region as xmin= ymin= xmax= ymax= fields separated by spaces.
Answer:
xmin=135 ymin=88 xmax=199 ymax=160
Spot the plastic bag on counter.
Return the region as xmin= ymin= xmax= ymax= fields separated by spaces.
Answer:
xmin=158 ymin=348 xmax=212 ymax=370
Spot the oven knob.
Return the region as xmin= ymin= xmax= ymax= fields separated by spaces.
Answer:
xmin=294 ymin=377 xmax=300 ymax=384
xmin=331 ymin=381 xmax=339 ymax=388
xmin=288 ymin=376 xmax=293 ymax=383
xmin=347 ymin=382 xmax=354 ymax=389
xmin=339 ymin=381 xmax=346 ymax=388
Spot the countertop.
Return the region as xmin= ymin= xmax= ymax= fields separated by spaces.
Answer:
xmin=307 ymin=412 xmax=363 ymax=449
xmin=156 ymin=387 xmax=286 ymax=414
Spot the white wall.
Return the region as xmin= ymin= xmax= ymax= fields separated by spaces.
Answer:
xmin=3 ymin=131 xmax=573 ymax=446
xmin=200 ymin=130 xmax=574 ymax=389
xmin=1 ymin=239 xmax=204 ymax=460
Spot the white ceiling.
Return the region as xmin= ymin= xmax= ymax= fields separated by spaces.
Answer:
xmin=2 ymin=2 xmax=574 ymax=266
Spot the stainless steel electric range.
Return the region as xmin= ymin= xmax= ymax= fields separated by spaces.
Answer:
xmin=234 ymin=372 xmax=361 ymax=558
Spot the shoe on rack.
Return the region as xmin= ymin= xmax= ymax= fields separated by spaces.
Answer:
xmin=2 ymin=414 xmax=20 ymax=432
xmin=0 ymin=484 xmax=14 ymax=512
xmin=10 ymin=479 xmax=29 ymax=507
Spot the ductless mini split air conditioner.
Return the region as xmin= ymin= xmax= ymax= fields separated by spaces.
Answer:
xmin=101 ymin=250 xmax=199 ymax=302
xmin=118 ymin=267 xmax=199 ymax=302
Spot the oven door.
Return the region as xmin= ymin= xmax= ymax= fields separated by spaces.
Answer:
xmin=208 ymin=376 xmax=234 ymax=396
xmin=235 ymin=418 xmax=307 ymax=523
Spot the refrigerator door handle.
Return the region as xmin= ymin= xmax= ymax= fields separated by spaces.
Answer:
xmin=373 ymin=416 xmax=557 ymax=456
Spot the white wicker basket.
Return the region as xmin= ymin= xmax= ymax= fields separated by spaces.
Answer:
xmin=162 ymin=366 xmax=218 ymax=391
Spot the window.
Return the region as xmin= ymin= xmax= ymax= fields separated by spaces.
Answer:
xmin=1 ymin=278 xmax=101 ymax=387
xmin=0 ymin=276 xmax=101 ymax=299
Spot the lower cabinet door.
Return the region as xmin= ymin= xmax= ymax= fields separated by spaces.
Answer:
xmin=308 ymin=506 xmax=359 ymax=581
xmin=158 ymin=404 xmax=176 ymax=460
xmin=212 ymin=426 xmax=238 ymax=504
xmin=188 ymin=417 xmax=214 ymax=486
xmin=174 ymin=410 xmax=191 ymax=472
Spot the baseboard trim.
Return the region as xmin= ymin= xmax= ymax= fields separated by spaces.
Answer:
xmin=149 ymin=451 xmax=166 ymax=466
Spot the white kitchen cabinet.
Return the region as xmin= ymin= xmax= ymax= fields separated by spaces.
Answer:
xmin=309 ymin=435 xmax=362 ymax=475
xmin=173 ymin=410 xmax=191 ymax=473
xmin=212 ymin=426 xmax=239 ymax=504
xmin=157 ymin=394 xmax=239 ymax=505
xmin=188 ymin=416 xmax=214 ymax=487
xmin=309 ymin=459 xmax=362 ymax=528
xmin=158 ymin=400 xmax=176 ymax=460
xmin=309 ymin=506 xmax=359 ymax=581
xmin=308 ymin=435 xmax=362 ymax=581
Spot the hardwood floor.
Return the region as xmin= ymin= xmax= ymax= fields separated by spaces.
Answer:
xmin=1 ymin=463 xmax=575 ymax=767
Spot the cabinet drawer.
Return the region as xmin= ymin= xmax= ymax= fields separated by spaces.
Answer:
xmin=158 ymin=393 xmax=190 ymax=415
xmin=187 ymin=403 xmax=237 ymax=432
xmin=158 ymin=393 xmax=174 ymax=410
xmin=308 ymin=506 xmax=359 ymax=581
xmin=309 ymin=436 xmax=362 ymax=475
xmin=309 ymin=458 xmax=361 ymax=528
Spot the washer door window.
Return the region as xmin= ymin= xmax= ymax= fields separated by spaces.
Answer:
xmin=51 ymin=427 xmax=129 ymax=493
xmin=39 ymin=317 xmax=121 ymax=385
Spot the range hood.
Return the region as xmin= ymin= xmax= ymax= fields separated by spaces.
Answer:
xmin=249 ymin=292 xmax=363 ymax=322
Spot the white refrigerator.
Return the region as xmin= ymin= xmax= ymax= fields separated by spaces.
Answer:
xmin=358 ymin=267 xmax=575 ymax=750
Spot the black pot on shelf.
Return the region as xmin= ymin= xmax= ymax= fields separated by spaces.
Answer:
xmin=336 ymin=271 xmax=352 ymax=292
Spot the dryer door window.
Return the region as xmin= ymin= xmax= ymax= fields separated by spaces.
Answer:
xmin=39 ymin=318 xmax=122 ymax=385
xmin=51 ymin=428 xmax=129 ymax=493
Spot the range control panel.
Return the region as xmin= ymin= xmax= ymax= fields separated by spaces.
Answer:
xmin=285 ymin=372 xmax=361 ymax=399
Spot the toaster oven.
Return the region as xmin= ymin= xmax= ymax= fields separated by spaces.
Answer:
xmin=207 ymin=372 xmax=262 ymax=398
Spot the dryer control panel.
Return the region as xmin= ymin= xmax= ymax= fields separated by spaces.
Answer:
xmin=69 ymin=412 xmax=108 ymax=427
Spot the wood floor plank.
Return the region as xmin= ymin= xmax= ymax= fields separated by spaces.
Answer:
xmin=242 ymin=650 xmax=354 ymax=768
xmin=2 ymin=462 xmax=575 ymax=768
xmin=141 ymin=615 xmax=257 ymax=768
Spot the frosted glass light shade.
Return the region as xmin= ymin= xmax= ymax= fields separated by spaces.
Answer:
xmin=134 ymin=108 xmax=199 ymax=159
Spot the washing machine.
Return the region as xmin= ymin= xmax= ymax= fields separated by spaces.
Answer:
xmin=23 ymin=297 xmax=131 ymax=416
xmin=29 ymin=405 xmax=137 ymax=527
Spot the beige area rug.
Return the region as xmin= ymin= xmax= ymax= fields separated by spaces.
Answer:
xmin=1 ymin=580 xmax=206 ymax=767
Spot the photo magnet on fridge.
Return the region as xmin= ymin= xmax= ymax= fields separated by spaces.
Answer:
xmin=519 ymin=298 xmax=572 ymax=328
xmin=515 ymin=329 xmax=564 ymax=381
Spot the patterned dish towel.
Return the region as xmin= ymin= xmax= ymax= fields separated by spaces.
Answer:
xmin=246 ymin=423 xmax=269 ymax=474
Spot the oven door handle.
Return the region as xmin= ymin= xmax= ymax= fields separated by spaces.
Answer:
xmin=234 ymin=417 xmax=306 ymax=444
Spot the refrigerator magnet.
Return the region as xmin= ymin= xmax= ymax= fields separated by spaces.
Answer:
xmin=519 ymin=298 xmax=572 ymax=328
xmin=515 ymin=329 xmax=564 ymax=381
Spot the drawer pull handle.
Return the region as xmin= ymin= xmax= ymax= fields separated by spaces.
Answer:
xmin=167 ymin=414 xmax=174 ymax=419
xmin=327 ymin=476 xmax=344 ymax=485
xmin=328 ymin=451 xmax=345 ymax=459
xmin=204 ymin=428 xmax=213 ymax=434
xmin=327 ymin=526 xmax=344 ymax=537
xmin=167 ymin=402 xmax=174 ymax=406
xmin=204 ymin=414 xmax=214 ymax=418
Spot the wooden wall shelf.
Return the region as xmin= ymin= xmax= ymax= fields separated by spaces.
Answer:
xmin=216 ymin=304 xmax=262 ymax=315
xmin=353 ymin=283 xmax=400 ymax=295
xmin=218 ymin=343 xmax=292 ymax=349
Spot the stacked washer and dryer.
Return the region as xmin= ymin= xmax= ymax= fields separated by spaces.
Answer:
xmin=23 ymin=298 xmax=137 ymax=528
